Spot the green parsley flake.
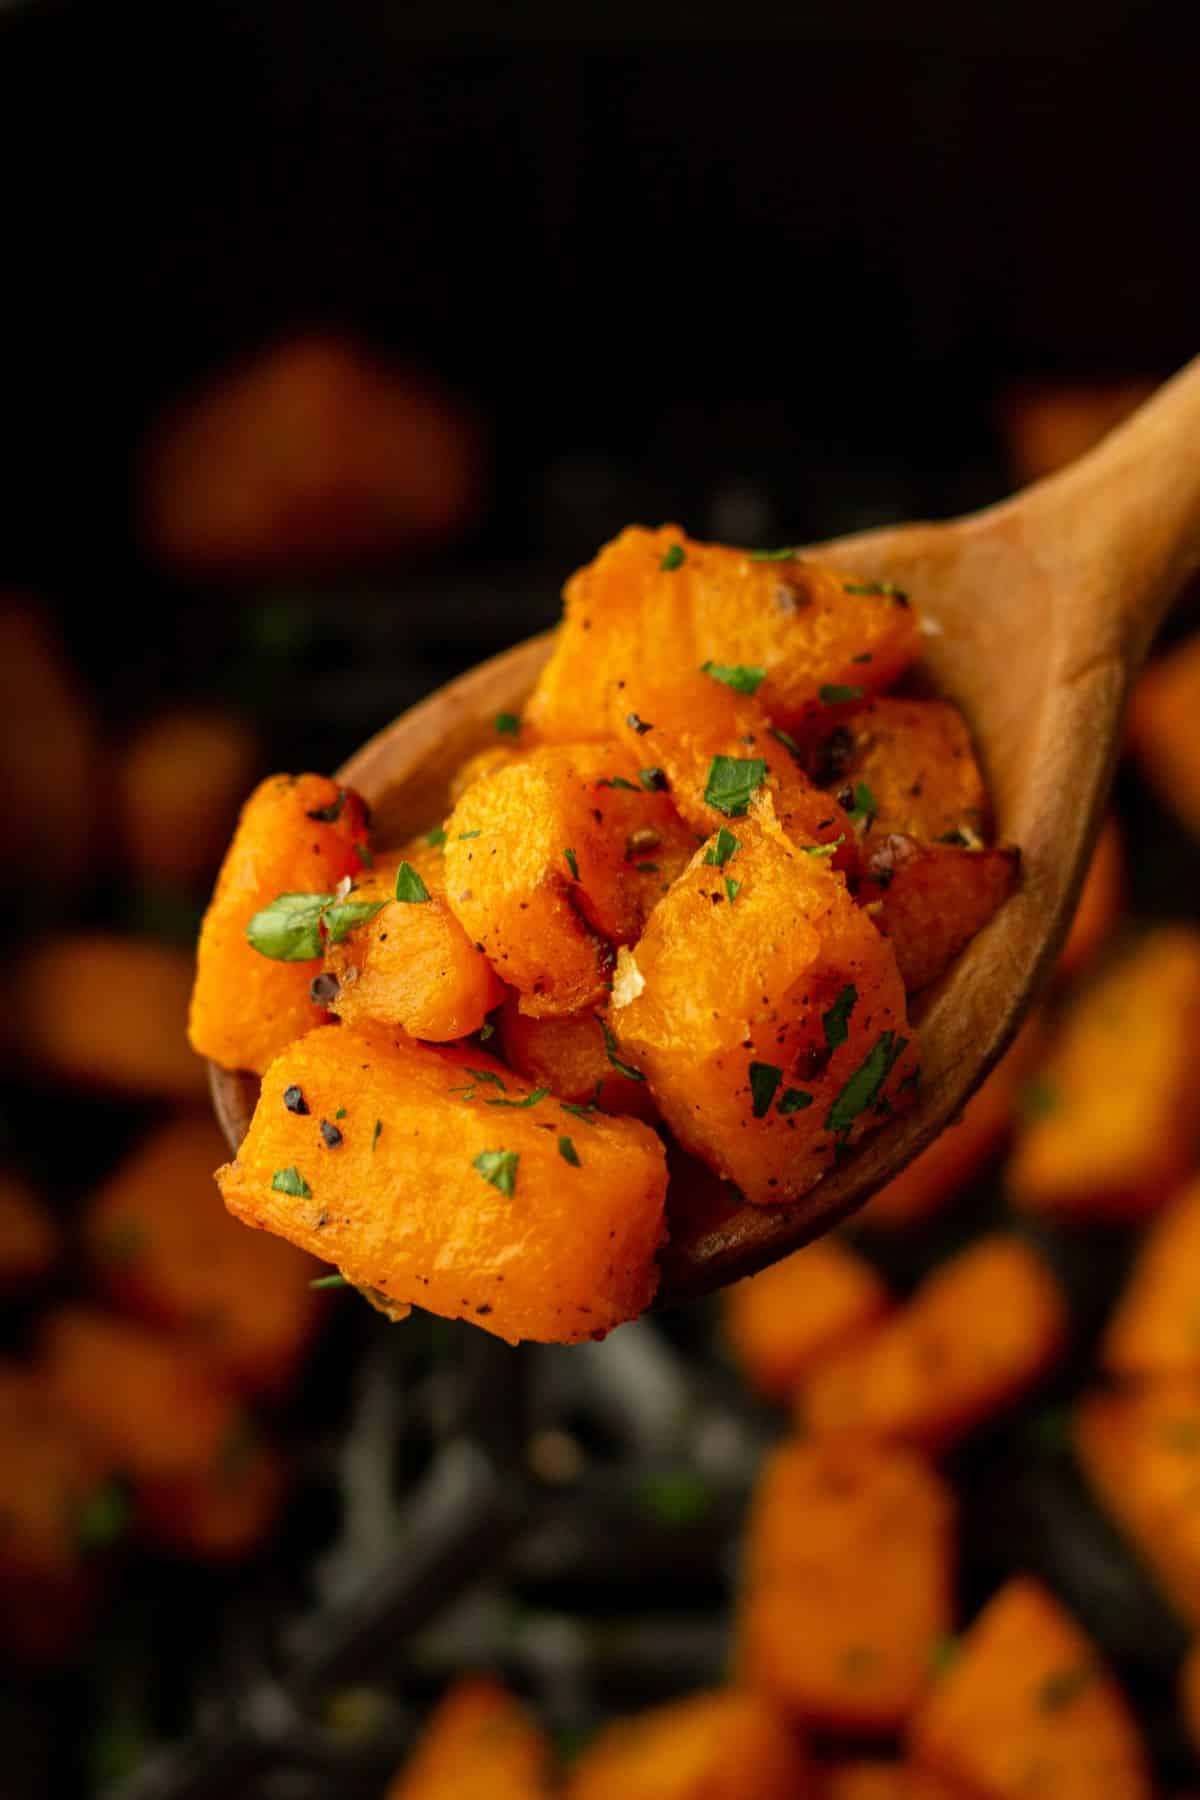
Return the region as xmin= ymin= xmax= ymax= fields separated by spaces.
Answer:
xmin=451 ymin=1068 xmax=507 ymax=1100
xmin=76 ymin=1480 xmax=129 ymax=1552
xmin=246 ymin=892 xmax=334 ymax=961
xmin=826 ymin=1031 xmax=908 ymax=1135
xmin=703 ymin=755 xmax=767 ymax=817
xmin=310 ymin=1273 xmax=349 ymax=1290
xmin=749 ymin=1061 xmax=782 ymax=1118
xmin=823 ymin=983 xmax=859 ymax=1050
xmin=494 ymin=712 xmax=520 ymax=736
xmin=725 ymin=876 xmax=741 ymax=903
xmin=564 ymin=847 xmax=580 ymax=881
xmin=323 ymin=898 xmax=387 ymax=945
xmin=558 ymin=1135 xmax=581 ymax=1167
xmin=597 ymin=1015 xmax=646 ymax=1082
xmin=802 ymin=834 xmax=846 ymax=858
xmin=850 ymin=780 xmax=877 ymax=822
xmin=560 ymin=1099 xmax=601 ymax=1124
xmin=703 ymin=826 xmax=740 ymax=869
xmin=660 ymin=544 xmax=686 ymax=571
xmin=425 ymin=826 xmax=448 ymax=848
xmin=844 ymin=579 xmax=908 ymax=600
xmin=600 ymin=776 xmax=638 ymax=790
xmin=778 ymin=1088 xmax=813 ymax=1115
xmin=371 ymin=1120 xmax=382 ymax=1152
xmin=701 ymin=660 xmax=766 ymax=695
xmin=271 ymin=1166 xmax=312 ymax=1198
xmin=335 ymin=1107 xmax=347 ymax=1118
xmin=474 ymin=1148 xmax=519 ymax=1196
xmin=486 ymin=1086 xmax=550 ymax=1110
xmin=819 ymin=683 xmax=864 ymax=705
xmin=394 ymin=862 xmax=431 ymax=904
xmin=638 ymin=767 xmax=667 ymax=791
xmin=748 ymin=546 xmax=797 ymax=562
xmin=769 ymin=726 xmax=802 ymax=760
xmin=458 ymin=830 xmax=482 ymax=839
xmin=354 ymin=843 xmax=375 ymax=869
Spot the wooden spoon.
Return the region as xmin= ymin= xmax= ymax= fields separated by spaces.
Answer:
xmin=210 ymin=355 xmax=1200 ymax=1307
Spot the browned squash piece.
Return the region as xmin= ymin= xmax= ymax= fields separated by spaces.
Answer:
xmin=1055 ymin=815 xmax=1124 ymax=985
xmin=722 ymin=1240 xmax=891 ymax=1403
xmin=798 ymin=1236 xmax=1067 ymax=1454
xmin=39 ymin=1306 xmax=246 ymax=1483
xmin=566 ymin=1688 xmax=811 ymax=1800
xmin=1180 ymin=1641 xmax=1200 ymax=1759
xmin=0 ymin=1171 xmax=60 ymax=1292
xmin=387 ymin=1676 xmax=555 ymax=1800
xmin=20 ymin=932 xmax=207 ymax=1100
xmin=612 ymin=803 xmax=917 ymax=1206
xmin=443 ymin=743 xmax=695 ymax=1017
xmin=1128 ymin=632 xmax=1200 ymax=841
xmin=739 ymin=1437 xmax=955 ymax=1734
xmin=1075 ymin=1380 xmax=1200 ymax=1629
xmin=855 ymin=1015 xmax=1044 ymax=1231
xmin=908 ymin=1577 xmax=1152 ymax=1800
xmin=499 ymin=995 xmax=660 ymax=1121
xmin=858 ymin=836 xmax=1020 ymax=994
xmin=610 ymin=668 xmax=854 ymax=871
xmin=117 ymin=708 xmax=261 ymax=891
xmin=1008 ymin=929 xmax=1200 ymax=1223
xmin=218 ymin=1025 xmax=668 ymax=1344
xmin=1102 ymin=1177 xmax=1200 ymax=1379
xmin=525 ymin=525 xmax=921 ymax=743
xmin=189 ymin=773 xmax=371 ymax=1074
xmin=325 ymin=848 xmax=504 ymax=1042
xmin=820 ymin=1765 xmax=969 ymax=1800
xmin=137 ymin=1433 xmax=286 ymax=1562
xmin=807 ymin=698 xmax=990 ymax=845
xmin=0 ymin=1366 xmax=111 ymax=1664
xmin=82 ymin=1117 xmax=322 ymax=1397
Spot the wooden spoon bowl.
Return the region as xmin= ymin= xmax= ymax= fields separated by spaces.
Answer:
xmin=212 ymin=357 xmax=1200 ymax=1307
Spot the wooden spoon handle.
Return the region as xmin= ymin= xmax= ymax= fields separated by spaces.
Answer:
xmin=1014 ymin=353 xmax=1200 ymax=666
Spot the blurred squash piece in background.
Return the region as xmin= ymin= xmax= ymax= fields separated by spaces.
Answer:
xmin=387 ymin=1675 xmax=556 ymax=1800
xmin=117 ymin=708 xmax=261 ymax=893
xmin=139 ymin=335 xmax=485 ymax=576
xmin=0 ymin=602 xmax=101 ymax=892
xmin=1127 ymin=633 xmax=1200 ymax=842
xmin=0 ymin=1170 xmax=61 ymax=1293
xmin=565 ymin=1687 xmax=810 ymax=1800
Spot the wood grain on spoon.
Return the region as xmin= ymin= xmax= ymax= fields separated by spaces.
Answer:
xmin=211 ymin=354 xmax=1200 ymax=1307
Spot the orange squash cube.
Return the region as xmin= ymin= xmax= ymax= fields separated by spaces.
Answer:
xmin=611 ymin=804 xmax=917 ymax=1206
xmin=739 ymin=1438 xmax=955 ymax=1733
xmin=0 ymin=1172 xmax=60 ymax=1292
xmin=807 ymin=698 xmax=990 ymax=845
xmin=908 ymin=1577 xmax=1152 ymax=1800
xmin=1102 ymin=1177 xmax=1200 ymax=1380
xmin=448 ymin=743 xmax=524 ymax=803
xmin=117 ymin=707 xmax=261 ymax=892
xmin=798 ymin=1236 xmax=1067 ymax=1454
xmin=858 ymin=837 xmax=1020 ymax=993
xmin=1008 ymin=929 xmax=1200 ymax=1222
xmin=499 ymin=995 xmax=660 ymax=1120
xmin=387 ymin=1676 xmax=555 ymax=1800
xmin=1128 ymin=632 xmax=1200 ymax=841
xmin=189 ymin=773 xmax=371 ymax=1074
xmin=443 ymin=744 xmax=695 ymax=1017
xmin=722 ymin=1239 xmax=891 ymax=1402
xmin=218 ymin=1025 xmax=668 ymax=1344
xmin=565 ymin=1688 xmax=810 ymax=1800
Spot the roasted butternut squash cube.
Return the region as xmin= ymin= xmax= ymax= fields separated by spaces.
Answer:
xmin=82 ymin=1117 xmax=322 ymax=1397
xmin=1102 ymin=1177 xmax=1200 ymax=1379
xmin=1008 ymin=929 xmax=1200 ymax=1222
xmin=855 ymin=1016 xmax=1044 ymax=1230
xmin=1074 ymin=1380 xmax=1200 ymax=1630
xmin=1128 ymin=633 xmax=1200 ymax=841
xmin=324 ymin=849 xmax=504 ymax=1042
xmin=798 ymin=1236 xmax=1067 ymax=1454
xmin=566 ymin=1688 xmax=810 ymax=1800
xmin=499 ymin=995 xmax=660 ymax=1121
xmin=611 ymin=804 xmax=917 ymax=1206
xmin=807 ymin=698 xmax=990 ymax=845
xmin=858 ymin=837 xmax=1019 ymax=994
xmin=218 ymin=1025 xmax=668 ymax=1343
xmin=0 ymin=1172 xmax=60 ymax=1292
xmin=722 ymin=1239 xmax=891 ymax=1402
xmin=525 ymin=525 xmax=920 ymax=743
xmin=820 ymin=1765 xmax=968 ymax=1800
xmin=443 ymin=744 xmax=695 ymax=1017
xmin=387 ymin=1676 xmax=555 ymax=1800
xmin=117 ymin=707 xmax=261 ymax=891
xmin=1055 ymin=815 xmax=1124 ymax=985
xmin=908 ymin=1577 xmax=1152 ymax=1800
xmin=448 ymin=743 xmax=524 ymax=803
xmin=0 ymin=603 xmax=100 ymax=891
xmin=739 ymin=1438 xmax=955 ymax=1733
xmin=189 ymin=773 xmax=371 ymax=1074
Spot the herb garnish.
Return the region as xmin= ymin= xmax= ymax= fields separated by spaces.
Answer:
xmin=560 ymin=1099 xmax=601 ymax=1124
xmin=474 ymin=1149 xmax=519 ymax=1196
xmin=458 ymin=830 xmax=482 ymax=839
xmin=701 ymin=660 xmax=766 ymax=695
xmin=826 ymin=1032 xmax=908 ymax=1134
xmin=725 ymin=877 xmax=741 ymax=903
xmin=564 ymin=848 xmax=580 ymax=881
xmin=748 ymin=546 xmax=797 ymax=562
xmin=844 ymin=579 xmax=908 ymax=600
xmin=451 ymin=1067 xmax=508 ymax=1101
xmin=494 ymin=712 xmax=520 ymax=735
xmin=426 ymin=825 xmax=448 ymax=848
xmin=704 ymin=826 xmax=740 ymax=869
xmin=354 ymin=843 xmax=374 ymax=869
xmin=371 ymin=1119 xmax=382 ymax=1152
xmin=310 ymin=1273 xmax=349 ymax=1290
xmin=486 ymin=1086 xmax=550 ymax=1110
xmin=819 ymin=683 xmax=864 ymax=705
xmin=822 ymin=984 xmax=858 ymax=1050
xmin=778 ymin=1088 xmax=813 ymax=1115
xmin=323 ymin=898 xmax=387 ymax=945
xmin=76 ymin=1480 xmax=129 ymax=1552
xmin=638 ymin=767 xmax=668 ymax=791
xmin=306 ymin=791 xmax=346 ymax=823
xmin=749 ymin=1062 xmax=782 ymax=1118
xmin=769 ymin=726 xmax=803 ymax=760
xmin=599 ymin=776 xmax=638 ymax=791
xmin=394 ymin=862 xmax=432 ymax=904
xmin=597 ymin=1016 xmax=646 ymax=1082
xmin=558 ymin=1135 xmax=581 ymax=1166
xmin=703 ymin=755 xmax=767 ymax=817
xmin=802 ymin=834 xmax=846 ymax=858
xmin=247 ymin=892 xmax=334 ymax=961
xmin=660 ymin=544 xmax=686 ymax=571
xmin=335 ymin=1107 xmax=347 ymax=1118
xmin=271 ymin=1166 xmax=312 ymax=1198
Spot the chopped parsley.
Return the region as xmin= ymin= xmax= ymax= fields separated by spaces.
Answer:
xmin=354 ymin=843 xmax=374 ymax=869
xmin=599 ymin=776 xmax=638 ymax=791
xmin=822 ymin=984 xmax=859 ymax=1050
xmin=458 ymin=830 xmax=482 ymax=839
xmin=844 ymin=579 xmax=908 ymax=600
xmin=703 ymin=755 xmax=767 ymax=817
xmin=474 ymin=1148 xmax=519 ymax=1196
xmin=660 ymin=544 xmax=686 ymax=571
xmin=560 ymin=1099 xmax=601 ymax=1124
xmin=778 ymin=1088 xmax=813 ymax=1115
xmin=769 ymin=726 xmax=803 ymax=760
xmin=748 ymin=546 xmax=797 ymax=562
xmin=704 ymin=826 xmax=740 ymax=869
xmin=371 ymin=1119 xmax=382 ymax=1152
xmin=246 ymin=892 xmax=334 ymax=961
xmin=701 ymin=660 xmax=766 ymax=695
xmin=494 ymin=712 xmax=521 ymax=735
xmin=638 ymin=767 xmax=668 ymax=791
xmin=819 ymin=683 xmax=864 ymax=705
xmin=335 ymin=1107 xmax=347 ymax=1118
xmin=306 ymin=791 xmax=346 ymax=823
xmin=425 ymin=825 xmax=448 ymax=848
xmin=848 ymin=780 xmax=877 ymax=824
xmin=564 ymin=847 xmax=580 ymax=881
xmin=486 ymin=1086 xmax=550 ymax=1109
xmin=749 ymin=1061 xmax=782 ymax=1118
xmin=636 ymin=861 xmax=659 ymax=873
xmin=558 ymin=1135 xmax=581 ymax=1166
xmin=310 ymin=1273 xmax=349 ymax=1290
xmin=597 ymin=1015 xmax=646 ymax=1082
xmin=271 ymin=1166 xmax=312 ymax=1198
xmin=452 ymin=1067 xmax=508 ymax=1100
xmin=826 ymin=1031 xmax=908 ymax=1134
xmin=802 ymin=834 xmax=846 ymax=858
xmin=394 ymin=862 xmax=432 ymax=903
xmin=725 ymin=877 xmax=741 ymax=903
xmin=323 ymin=898 xmax=387 ymax=945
